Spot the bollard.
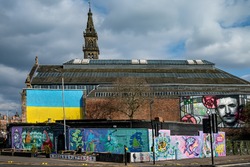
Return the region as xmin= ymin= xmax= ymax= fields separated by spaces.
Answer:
xmin=124 ymin=145 xmax=128 ymax=166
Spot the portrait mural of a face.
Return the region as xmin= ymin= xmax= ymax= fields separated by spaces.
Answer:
xmin=215 ymin=95 xmax=243 ymax=128
xmin=180 ymin=95 xmax=245 ymax=128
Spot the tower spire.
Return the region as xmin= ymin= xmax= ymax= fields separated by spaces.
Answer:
xmin=83 ymin=0 xmax=100 ymax=59
xmin=88 ymin=0 xmax=91 ymax=12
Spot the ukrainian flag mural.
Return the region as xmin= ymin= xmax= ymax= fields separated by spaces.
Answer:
xmin=26 ymin=89 xmax=84 ymax=123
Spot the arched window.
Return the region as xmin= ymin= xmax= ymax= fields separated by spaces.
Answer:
xmin=88 ymin=40 xmax=94 ymax=47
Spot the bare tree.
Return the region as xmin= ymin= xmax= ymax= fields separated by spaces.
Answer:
xmin=110 ymin=77 xmax=151 ymax=119
xmin=86 ymin=99 xmax=114 ymax=119
xmin=241 ymin=102 xmax=250 ymax=135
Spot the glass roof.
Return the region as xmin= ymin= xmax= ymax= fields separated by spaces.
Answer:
xmin=64 ymin=59 xmax=214 ymax=65
xmin=36 ymin=71 xmax=231 ymax=79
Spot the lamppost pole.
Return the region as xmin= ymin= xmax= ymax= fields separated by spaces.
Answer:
xmin=150 ymin=99 xmax=155 ymax=165
xmin=61 ymin=76 xmax=67 ymax=150
xmin=7 ymin=110 xmax=9 ymax=124
xmin=56 ymin=68 xmax=67 ymax=151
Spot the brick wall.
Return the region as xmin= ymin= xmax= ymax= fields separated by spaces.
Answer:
xmin=86 ymin=97 xmax=180 ymax=122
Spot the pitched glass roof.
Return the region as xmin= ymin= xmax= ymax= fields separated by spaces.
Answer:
xmin=64 ymin=59 xmax=214 ymax=65
xmin=36 ymin=71 xmax=231 ymax=79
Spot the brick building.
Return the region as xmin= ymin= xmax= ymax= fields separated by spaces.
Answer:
xmin=21 ymin=5 xmax=250 ymax=127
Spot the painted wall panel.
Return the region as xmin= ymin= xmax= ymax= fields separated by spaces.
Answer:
xmin=27 ymin=107 xmax=83 ymax=123
xmin=12 ymin=127 xmax=22 ymax=149
xmin=27 ymin=89 xmax=83 ymax=107
xmin=10 ymin=126 xmax=226 ymax=162
xmin=26 ymin=89 xmax=84 ymax=123
xmin=69 ymin=128 xmax=149 ymax=154
xmin=11 ymin=126 xmax=54 ymax=151
xmin=152 ymin=130 xmax=226 ymax=161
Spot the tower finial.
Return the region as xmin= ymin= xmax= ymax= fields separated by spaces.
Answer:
xmin=35 ymin=55 xmax=39 ymax=65
xmin=88 ymin=0 xmax=91 ymax=12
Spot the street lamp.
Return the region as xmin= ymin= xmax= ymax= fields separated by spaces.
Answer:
xmin=7 ymin=110 xmax=9 ymax=124
xmin=149 ymin=99 xmax=155 ymax=164
xmin=55 ymin=69 xmax=67 ymax=150
xmin=61 ymin=76 xmax=67 ymax=150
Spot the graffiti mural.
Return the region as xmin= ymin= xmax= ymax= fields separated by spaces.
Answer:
xmin=171 ymin=136 xmax=201 ymax=159
xmin=180 ymin=95 xmax=246 ymax=128
xmin=12 ymin=127 xmax=22 ymax=149
xmin=69 ymin=128 xmax=149 ymax=154
xmin=200 ymin=131 xmax=226 ymax=157
xmin=154 ymin=130 xmax=177 ymax=160
xmin=10 ymin=126 xmax=226 ymax=161
xmin=69 ymin=129 xmax=84 ymax=150
xmin=152 ymin=131 xmax=226 ymax=161
xmin=214 ymin=95 xmax=244 ymax=128
xmin=180 ymin=96 xmax=207 ymax=124
xmin=11 ymin=126 xmax=54 ymax=151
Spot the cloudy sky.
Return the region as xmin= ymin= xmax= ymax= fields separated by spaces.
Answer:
xmin=0 ymin=0 xmax=250 ymax=116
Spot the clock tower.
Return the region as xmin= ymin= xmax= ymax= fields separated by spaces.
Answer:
xmin=83 ymin=3 xmax=100 ymax=59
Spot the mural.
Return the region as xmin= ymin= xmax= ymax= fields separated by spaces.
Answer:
xmin=214 ymin=95 xmax=244 ymax=128
xmin=200 ymin=131 xmax=226 ymax=157
xmin=180 ymin=95 xmax=246 ymax=128
xmin=10 ymin=126 xmax=226 ymax=161
xmin=11 ymin=126 xmax=54 ymax=151
xmin=69 ymin=128 xmax=149 ymax=154
xmin=180 ymin=96 xmax=207 ymax=124
xmin=26 ymin=89 xmax=84 ymax=123
xmin=154 ymin=130 xmax=176 ymax=160
xmin=153 ymin=130 xmax=226 ymax=161
xmin=12 ymin=127 xmax=22 ymax=149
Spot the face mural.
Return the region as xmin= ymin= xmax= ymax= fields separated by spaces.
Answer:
xmin=180 ymin=95 xmax=246 ymax=128
xmin=215 ymin=96 xmax=243 ymax=127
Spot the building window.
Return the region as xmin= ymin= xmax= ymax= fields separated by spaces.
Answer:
xmin=41 ymin=85 xmax=48 ymax=89
xmin=50 ymin=85 xmax=58 ymax=89
xmin=68 ymin=85 xmax=76 ymax=89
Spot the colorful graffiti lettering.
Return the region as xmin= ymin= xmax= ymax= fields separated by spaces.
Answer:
xmin=183 ymin=137 xmax=199 ymax=156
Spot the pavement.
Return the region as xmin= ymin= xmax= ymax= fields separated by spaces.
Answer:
xmin=0 ymin=154 xmax=250 ymax=166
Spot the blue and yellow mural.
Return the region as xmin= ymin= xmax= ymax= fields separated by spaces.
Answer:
xmin=26 ymin=89 xmax=84 ymax=123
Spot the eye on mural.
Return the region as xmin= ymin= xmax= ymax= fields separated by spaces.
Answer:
xmin=180 ymin=95 xmax=246 ymax=128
